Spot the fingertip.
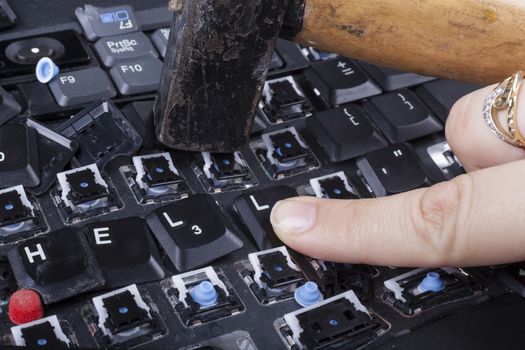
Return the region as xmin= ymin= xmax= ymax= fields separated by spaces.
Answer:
xmin=270 ymin=197 xmax=318 ymax=236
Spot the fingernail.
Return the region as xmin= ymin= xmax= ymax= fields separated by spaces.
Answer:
xmin=270 ymin=200 xmax=317 ymax=234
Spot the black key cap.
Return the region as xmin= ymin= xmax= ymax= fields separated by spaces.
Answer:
xmin=416 ymin=79 xmax=480 ymax=122
xmin=233 ymin=186 xmax=298 ymax=250
xmin=268 ymin=39 xmax=310 ymax=77
xmin=0 ymin=124 xmax=40 ymax=187
xmin=270 ymin=52 xmax=284 ymax=70
xmin=307 ymin=104 xmax=387 ymax=161
xmin=75 ymin=5 xmax=139 ymax=41
xmin=304 ymin=57 xmax=381 ymax=106
xmin=0 ymin=0 xmax=17 ymax=31
xmin=49 ymin=67 xmax=117 ymax=107
xmin=251 ymin=112 xmax=267 ymax=134
xmin=57 ymin=101 xmax=142 ymax=169
xmin=7 ymin=228 xmax=105 ymax=304
xmin=151 ymin=27 xmax=169 ymax=58
xmin=94 ymin=31 xmax=158 ymax=67
xmin=146 ymin=194 xmax=243 ymax=271
xmin=122 ymin=100 xmax=157 ymax=149
xmin=85 ymin=217 xmax=165 ymax=288
xmin=0 ymin=87 xmax=22 ymax=125
xmin=363 ymin=89 xmax=442 ymax=142
xmin=357 ymin=143 xmax=430 ymax=196
xmin=359 ymin=62 xmax=435 ymax=91
xmin=109 ymin=58 xmax=163 ymax=95
xmin=25 ymin=119 xmax=78 ymax=196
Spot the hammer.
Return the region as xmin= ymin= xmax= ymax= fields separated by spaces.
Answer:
xmin=154 ymin=0 xmax=525 ymax=153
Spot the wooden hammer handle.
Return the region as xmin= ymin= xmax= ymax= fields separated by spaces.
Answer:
xmin=294 ymin=0 xmax=525 ymax=84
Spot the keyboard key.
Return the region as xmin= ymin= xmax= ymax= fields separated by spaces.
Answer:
xmin=151 ymin=27 xmax=169 ymax=58
xmin=307 ymin=104 xmax=387 ymax=161
xmin=109 ymin=58 xmax=163 ymax=95
xmin=0 ymin=124 xmax=40 ymax=187
xmin=122 ymin=100 xmax=157 ymax=149
xmin=0 ymin=87 xmax=22 ymax=124
xmin=416 ymin=80 xmax=480 ymax=122
xmin=270 ymin=52 xmax=284 ymax=70
xmin=56 ymin=101 xmax=142 ymax=169
xmin=49 ymin=67 xmax=117 ymax=107
xmin=7 ymin=228 xmax=105 ymax=304
xmin=84 ymin=217 xmax=165 ymax=288
xmin=0 ymin=30 xmax=90 ymax=79
xmin=25 ymin=119 xmax=78 ymax=196
xmin=363 ymin=89 xmax=442 ymax=142
xmin=357 ymin=143 xmax=431 ymax=196
xmin=304 ymin=57 xmax=381 ymax=106
xmin=413 ymin=137 xmax=464 ymax=182
xmin=146 ymin=194 xmax=243 ymax=271
xmin=268 ymin=39 xmax=310 ymax=77
xmin=359 ymin=62 xmax=435 ymax=90
xmin=233 ymin=186 xmax=298 ymax=250
xmin=94 ymin=31 xmax=158 ymax=67
xmin=75 ymin=5 xmax=139 ymax=41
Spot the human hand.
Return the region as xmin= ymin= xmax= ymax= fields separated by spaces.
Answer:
xmin=270 ymin=82 xmax=525 ymax=267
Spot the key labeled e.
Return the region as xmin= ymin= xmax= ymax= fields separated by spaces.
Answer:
xmin=93 ymin=227 xmax=112 ymax=245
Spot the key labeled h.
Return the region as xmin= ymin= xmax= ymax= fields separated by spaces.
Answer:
xmin=24 ymin=243 xmax=46 ymax=263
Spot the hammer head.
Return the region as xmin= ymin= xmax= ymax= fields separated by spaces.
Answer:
xmin=154 ymin=0 xmax=291 ymax=152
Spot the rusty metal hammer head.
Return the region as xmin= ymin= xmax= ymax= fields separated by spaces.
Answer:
xmin=154 ymin=0 xmax=304 ymax=152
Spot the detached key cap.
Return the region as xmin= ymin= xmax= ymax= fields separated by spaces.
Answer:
xmin=109 ymin=58 xmax=163 ymax=95
xmin=416 ymin=79 xmax=480 ymax=122
xmin=304 ymin=57 xmax=381 ymax=106
xmin=0 ymin=87 xmax=22 ymax=125
xmin=94 ymin=31 xmax=158 ymax=67
xmin=233 ymin=186 xmax=298 ymax=250
xmin=363 ymin=89 xmax=442 ymax=142
xmin=307 ymin=104 xmax=387 ymax=161
xmin=0 ymin=124 xmax=40 ymax=187
xmin=85 ymin=217 xmax=164 ymax=288
xmin=357 ymin=143 xmax=430 ymax=196
xmin=7 ymin=228 xmax=105 ymax=304
xmin=146 ymin=194 xmax=243 ymax=271
xmin=49 ymin=67 xmax=117 ymax=107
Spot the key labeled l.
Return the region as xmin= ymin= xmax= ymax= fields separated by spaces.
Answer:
xmin=163 ymin=212 xmax=184 ymax=227
xmin=250 ymin=195 xmax=270 ymax=211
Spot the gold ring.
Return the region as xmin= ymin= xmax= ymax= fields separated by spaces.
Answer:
xmin=483 ymin=71 xmax=525 ymax=148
